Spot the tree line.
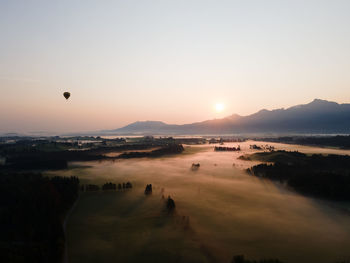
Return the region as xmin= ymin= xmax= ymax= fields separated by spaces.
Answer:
xmin=246 ymin=151 xmax=350 ymax=201
xmin=0 ymin=172 xmax=79 ymax=263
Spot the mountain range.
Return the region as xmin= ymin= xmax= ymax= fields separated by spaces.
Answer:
xmin=103 ymin=99 xmax=350 ymax=135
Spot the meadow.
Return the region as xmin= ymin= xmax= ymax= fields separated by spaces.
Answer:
xmin=47 ymin=142 xmax=350 ymax=263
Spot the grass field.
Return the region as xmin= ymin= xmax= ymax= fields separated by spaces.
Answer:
xmin=47 ymin=142 xmax=350 ymax=263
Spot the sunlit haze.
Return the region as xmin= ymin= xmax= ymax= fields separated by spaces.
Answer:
xmin=215 ymin=103 xmax=225 ymax=113
xmin=1 ymin=0 xmax=350 ymax=133
xmin=2 ymin=3 xmax=350 ymax=262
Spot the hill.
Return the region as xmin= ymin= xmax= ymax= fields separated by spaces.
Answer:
xmin=105 ymin=99 xmax=350 ymax=135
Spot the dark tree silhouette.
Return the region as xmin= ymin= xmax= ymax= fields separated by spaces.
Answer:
xmin=145 ymin=184 xmax=152 ymax=195
xmin=166 ymin=196 xmax=176 ymax=211
xmin=0 ymin=172 xmax=79 ymax=263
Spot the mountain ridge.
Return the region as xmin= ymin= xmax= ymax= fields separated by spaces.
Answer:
xmin=105 ymin=99 xmax=350 ymax=135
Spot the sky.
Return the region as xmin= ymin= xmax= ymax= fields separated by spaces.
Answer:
xmin=1 ymin=0 xmax=350 ymax=133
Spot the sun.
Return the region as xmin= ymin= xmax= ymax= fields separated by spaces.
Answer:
xmin=215 ymin=103 xmax=224 ymax=113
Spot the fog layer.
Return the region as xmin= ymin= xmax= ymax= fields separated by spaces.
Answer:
xmin=48 ymin=142 xmax=350 ymax=263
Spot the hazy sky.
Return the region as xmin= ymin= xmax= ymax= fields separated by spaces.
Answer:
xmin=1 ymin=0 xmax=350 ymax=133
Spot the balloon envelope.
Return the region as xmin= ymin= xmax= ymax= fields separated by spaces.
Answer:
xmin=63 ymin=92 xmax=71 ymax=100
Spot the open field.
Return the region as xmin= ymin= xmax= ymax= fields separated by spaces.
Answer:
xmin=47 ymin=142 xmax=350 ymax=263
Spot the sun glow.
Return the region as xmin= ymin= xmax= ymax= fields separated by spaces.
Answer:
xmin=215 ymin=103 xmax=224 ymax=113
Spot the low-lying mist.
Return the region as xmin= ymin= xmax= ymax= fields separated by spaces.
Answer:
xmin=47 ymin=142 xmax=350 ymax=263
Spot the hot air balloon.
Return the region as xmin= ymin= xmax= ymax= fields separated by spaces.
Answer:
xmin=63 ymin=92 xmax=71 ymax=100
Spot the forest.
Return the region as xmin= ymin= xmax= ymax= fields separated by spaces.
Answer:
xmin=258 ymin=136 xmax=350 ymax=149
xmin=243 ymin=151 xmax=350 ymax=201
xmin=0 ymin=172 xmax=79 ymax=263
xmin=0 ymin=137 xmax=186 ymax=171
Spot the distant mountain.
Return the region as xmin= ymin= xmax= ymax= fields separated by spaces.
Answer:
xmin=105 ymin=99 xmax=350 ymax=135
